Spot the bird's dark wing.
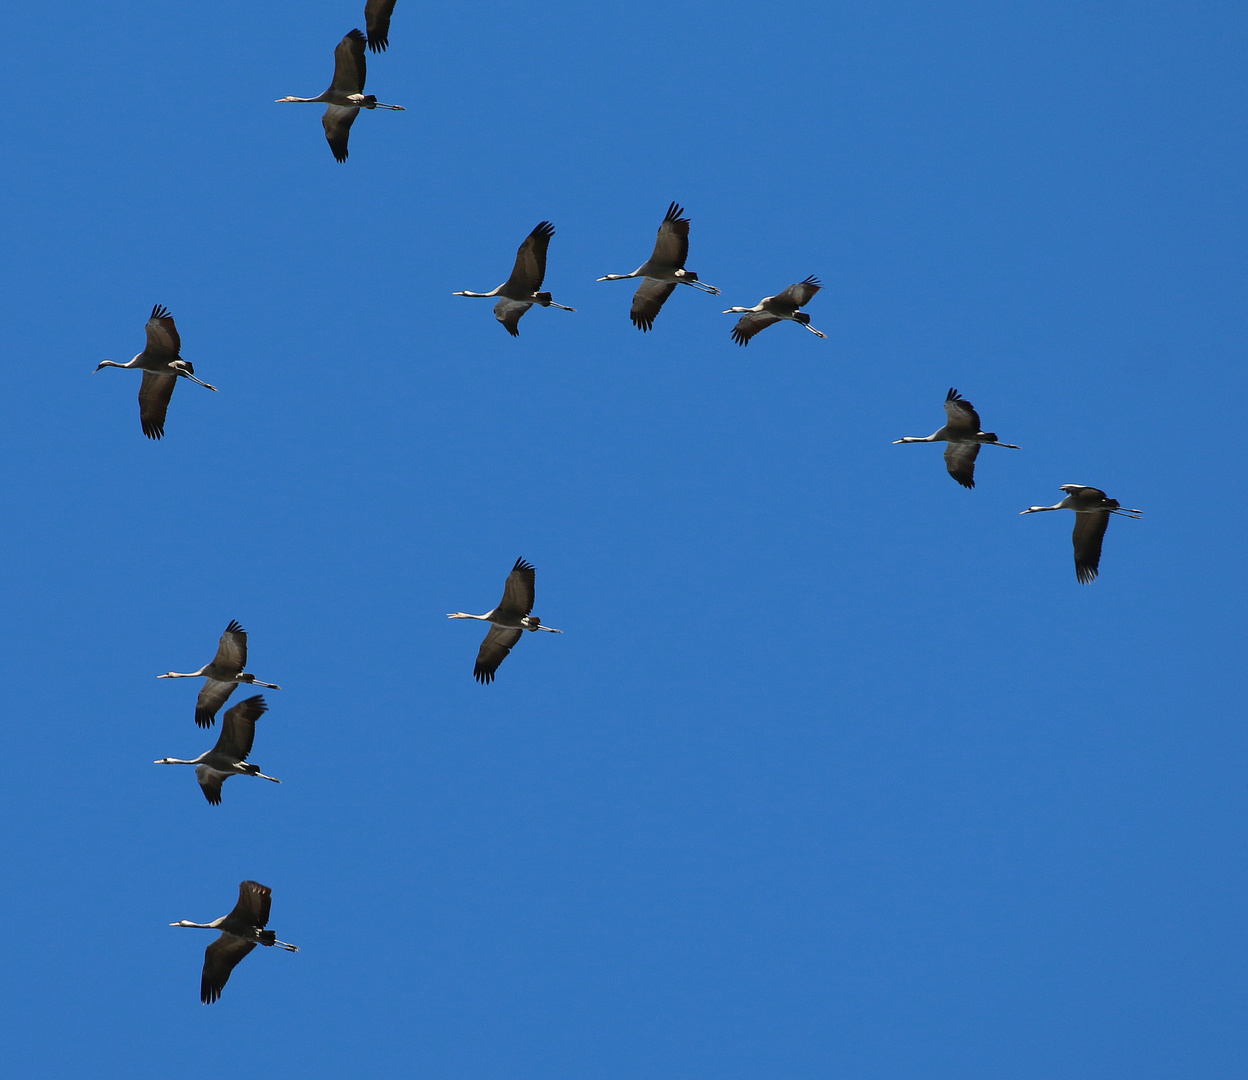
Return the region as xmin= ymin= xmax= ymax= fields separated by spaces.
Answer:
xmin=323 ymin=104 xmax=360 ymax=162
xmin=231 ymin=880 xmax=273 ymax=929
xmin=196 ymin=766 xmax=227 ymax=805
xmin=201 ymin=934 xmax=257 ymax=1004
xmin=332 ymin=29 xmax=368 ymax=94
xmin=195 ymin=680 xmax=238 ymax=728
xmin=943 ymin=442 xmax=980 ymax=489
xmin=505 ymin=221 xmax=554 ymax=294
xmin=650 ymin=201 xmax=690 ymax=269
xmin=773 ymin=275 xmax=821 ymax=310
xmin=496 ymin=557 xmax=536 ymax=618
xmin=365 ymin=0 xmax=396 ymax=52
xmin=943 ymin=388 xmax=981 ymax=434
xmin=138 ymin=371 xmax=177 ymax=440
xmin=474 ymin=625 xmax=523 ymax=684
xmin=493 ymin=298 xmax=533 ymax=337
xmin=631 ymin=280 xmax=677 ymax=331
xmin=1072 ymin=511 xmax=1111 ymax=584
xmin=212 ymin=620 xmax=247 ymax=674
xmin=730 ymin=312 xmax=780 ymax=346
xmin=144 ymin=304 xmax=181 ymax=359
xmin=214 ymin=695 xmax=267 ymax=761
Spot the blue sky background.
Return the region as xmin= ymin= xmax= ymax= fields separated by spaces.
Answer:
xmin=1 ymin=1 xmax=1245 ymax=1076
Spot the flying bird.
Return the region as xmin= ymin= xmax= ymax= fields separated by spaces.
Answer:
xmin=597 ymin=202 xmax=721 ymax=331
xmin=94 ymin=305 xmax=217 ymax=439
xmin=365 ymin=0 xmax=397 ymax=51
xmin=448 ymin=558 xmax=562 ymax=683
xmin=276 ymin=29 xmax=405 ymax=162
xmin=722 ymin=276 xmax=826 ymax=345
xmin=1021 ymin=485 xmax=1142 ymax=584
xmin=158 ymin=620 xmax=281 ymax=728
xmin=170 ymin=880 xmax=299 ymax=1004
xmin=155 ymin=696 xmax=281 ymax=805
xmin=893 ymin=388 xmax=1021 ymax=489
xmin=453 ymin=221 xmax=576 ymax=336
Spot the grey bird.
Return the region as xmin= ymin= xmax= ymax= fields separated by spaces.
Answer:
xmin=154 ymin=696 xmax=281 ymax=805
xmin=276 ymin=29 xmax=405 ymax=162
xmin=597 ymin=202 xmax=721 ymax=331
xmin=365 ymin=0 xmax=398 ymax=52
xmin=448 ymin=558 xmax=563 ymax=683
xmin=454 ymin=221 xmax=576 ymax=336
xmin=158 ymin=620 xmax=281 ymax=728
xmin=722 ymin=276 xmax=826 ymax=345
xmin=170 ymin=880 xmax=299 ymax=1004
xmin=94 ymin=305 xmax=217 ymax=440
xmin=1021 ymin=485 xmax=1142 ymax=584
xmin=894 ymin=388 xmax=1021 ymax=489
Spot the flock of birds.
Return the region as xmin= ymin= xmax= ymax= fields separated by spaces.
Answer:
xmin=90 ymin=0 xmax=1144 ymax=1005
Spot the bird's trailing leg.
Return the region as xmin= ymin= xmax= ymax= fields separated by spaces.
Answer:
xmin=803 ymin=323 xmax=827 ymax=338
xmin=680 ymin=278 xmax=721 ymax=295
xmin=1109 ymin=508 xmax=1144 ymax=518
xmin=272 ymin=939 xmax=300 ymax=952
xmin=180 ymin=371 xmax=219 ymax=392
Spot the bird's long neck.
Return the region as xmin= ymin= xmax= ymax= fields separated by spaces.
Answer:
xmin=453 ymin=289 xmax=501 ymax=298
xmin=156 ymin=756 xmax=203 ymax=766
xmin=158 ymin=670 xmax=204 ymax=679
xmin=597 ymin=272 xmax=638 ymax=281
xmin=276 ymin=95 xmax=325 ymax=103
xmin=448 ymin=612 xmax=489 ymax=620
xmin=172 ymin=920 xmax=219 ymax=930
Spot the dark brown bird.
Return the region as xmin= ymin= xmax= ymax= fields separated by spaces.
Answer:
xmin=597 ymin=202 xmax=721 ymax=331
xmin=170 ymin=881 xmax=299 ymax=1004
xmin=94 ymin=305 xmax=217 ymax=439
xmin=894 ymin=388 xmax=1021 ymax=489
xmin=448 ymin=558 xmax=563 ymax=683
xmin=1021 ymin=484 xmax=1142 ymax=583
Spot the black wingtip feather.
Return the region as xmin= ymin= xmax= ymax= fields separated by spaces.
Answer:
xmin=367 ymin=36 xmax=388 ymax=52
xmin=731 ymin=329 xmax=748 ymax=346
xmin=150 ymin=304 xmax=172 ymax=320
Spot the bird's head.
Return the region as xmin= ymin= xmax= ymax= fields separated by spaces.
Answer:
xmin=94 ymin=360 xmax=118 ymax=372
xmin=154 ymin=758 xmax=175 ymax=765
xmin=169 ymin=920 xmax=197 ymax=928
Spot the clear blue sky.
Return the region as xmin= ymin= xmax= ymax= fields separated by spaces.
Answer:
xmin=1 ymin=1 xmax=1245 ymax=1077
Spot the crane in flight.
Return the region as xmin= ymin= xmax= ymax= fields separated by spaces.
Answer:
xmin=155 ymin=696 xmax=281 ymax=805
xmin=893 ymin=388 xmax=1020 ymax=489
xmin=722 ymin=276 xmax=826 ymax=345
xmin=94 ymin=305 xmax=216 ymax=439
xmin=158 ymin=620 xmax=281 ymax=728
xmin=276 ymin=29 xmax=405 ymax=161
xmin=454 ymin=221 xmax=576 ymax=336
xmin=598 ymin=202 xmax=720 ymax=331
xmin=1021 ymin=485 xmax=1142 ymax=583
xmin=170 ymin=880 xmax=298 ymax=1004
xmin=448 ymin=558 xmax=562 ymax=683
